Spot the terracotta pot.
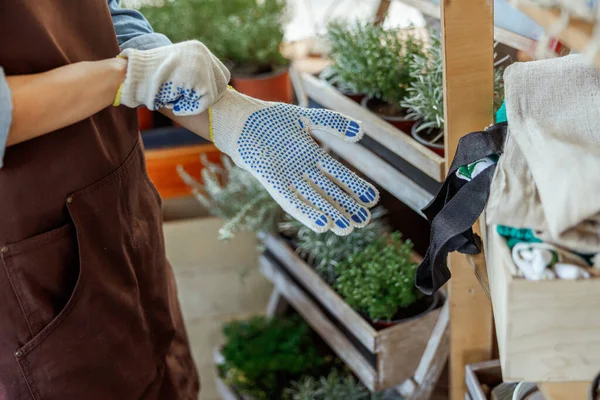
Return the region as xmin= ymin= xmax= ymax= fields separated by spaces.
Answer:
xmin=411 ymin=121 xmax=445 ymax=157
xmin=231 ymin=66 xmax=293 ymax=103
xmin=361 ymin=97 xmax=416 ymax=133
xmin=372 ymin=292 xmax=441 ymax=330
xmin=137 ymin=107 xmax=153 ymax=131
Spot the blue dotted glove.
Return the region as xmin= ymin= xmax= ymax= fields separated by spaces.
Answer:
xmin=209 ymin=89 xmax=380 ymax=235
xmin=116 ymin=41 xmax=230 ymax=115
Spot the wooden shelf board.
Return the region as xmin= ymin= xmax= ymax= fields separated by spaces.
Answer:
xmin=397 ymin=0 xmax=536 ymax=52
xmin=515 ymin=4 xmax=600 ymax=66
xmin=539 ymin=382 xmax=590 ymax=400
xmin=312 ymin=127 xmax=433 ymax=217
xmin=301 ymin=73 xmax=446 ymax=182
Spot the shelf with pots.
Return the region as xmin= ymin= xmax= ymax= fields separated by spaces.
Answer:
xmin=397 ymin=0 xmax=538 ymax=53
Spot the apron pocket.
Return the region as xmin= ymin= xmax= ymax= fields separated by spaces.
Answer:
xmin=1 ymin=224 xmax=79 ymax=340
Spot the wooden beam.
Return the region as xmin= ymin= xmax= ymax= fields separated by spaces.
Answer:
xmin=375 ymin=0 xmax=392 ymax=24
xmin=538 ymin=382 xmax=590 ymax=400
xmin=441 ymin=0 xmax=495 ymax=399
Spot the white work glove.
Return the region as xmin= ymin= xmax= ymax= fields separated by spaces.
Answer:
xmin=210 ymin=88 xmax=380 ymax=236
xmin=115 ymin=41 xmax=230 ymax=115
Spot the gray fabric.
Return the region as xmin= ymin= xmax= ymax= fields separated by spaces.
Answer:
xmin=0 ymin=0 xmax=171 ymax=168
xmin=0 ymin=68 xmax=11 ymax=168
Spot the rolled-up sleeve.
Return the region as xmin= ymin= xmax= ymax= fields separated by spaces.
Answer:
xmin=108 ymin=0 xmax=172 ymax=51
xmin=0 ymin=68 xmax=12 ymax=168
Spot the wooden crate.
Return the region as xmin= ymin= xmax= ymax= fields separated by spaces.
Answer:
xmin=486 ymin=227 xmax=600 ymax=382
xmin=465 ymin=360 xmax=502 ymax=400
xmin=261 ymin=235 xmax=443 ymax=391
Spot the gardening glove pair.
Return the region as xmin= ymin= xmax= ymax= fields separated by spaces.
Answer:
xmin=115 ymin=41 xmax=230 ymax=115
xmin=209 ymin=88 xmax=380 ymax=236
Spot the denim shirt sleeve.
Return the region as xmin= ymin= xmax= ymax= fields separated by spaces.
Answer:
xmin=108 ymin=0 xmax=172 ymax=51
xmin=0 ymin=68 xmax=12 ymax=168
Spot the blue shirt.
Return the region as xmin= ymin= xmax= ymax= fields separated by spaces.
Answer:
xmin=0 ymin=0 xmax=171 ymax=168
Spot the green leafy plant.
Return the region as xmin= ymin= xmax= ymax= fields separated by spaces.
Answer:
xmin=279 ymin=208 xmax=389 ymax=284
xmin=325 ymin=22 xmax=424 ymax=106
xmin=334 ymin=232 xmax=423 ymax=321
xmin=178 ymin=154 xmax=282 ymax=240
xmin=284 ymin=369 xmax=386 ymax=400
xmin=211 ymin=0 xmax=288 ymax=75
xmin=139 ymin=0 xmax=287 ymax=74
xmin=220 ymin=316 xmax=330 ymax=399
xmin=401 ymin=33 xmax=505 ymax=142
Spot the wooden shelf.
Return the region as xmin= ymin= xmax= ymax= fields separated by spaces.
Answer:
xmin=300 ymin=73 xmax=446 ymax=182
xmin=260 ymin=242 xmax=443 ymax=392
xmin=515 ymin=4 xmax=600 ymax=66
xmin=213 ymin=349 xmax=243 ymax=400
xmin=397 ymin=0 xmax=536 ymax=53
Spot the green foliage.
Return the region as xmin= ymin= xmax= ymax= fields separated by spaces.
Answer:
xmin=284 ymin=369 xmax=385 ymax=400
xmin=279 ymin=208 xmax=389 ymax=285
xmin=220 ymin=316 xmax=330 ymax=399
xmin=138 ymin=0 xmax=287 ymax=72
xmin=401 ymin=32 xmax=505 ymax=136
xmin=334 ymin=232 xmax=422 ymax=321
xmin=178 ymin=154 xmax=282 ymax=240
xmin=326 ymin=22 xmax=424 ymax=106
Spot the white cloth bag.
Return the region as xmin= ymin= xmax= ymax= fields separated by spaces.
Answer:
xmin=487 ymin=55 xmax=600 ymax=253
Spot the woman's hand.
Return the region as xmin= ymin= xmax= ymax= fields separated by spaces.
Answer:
xmin=116 ymin=41 xmax=230 ymax=116
xmin=208 ymin=88 xmax=379 ymax=236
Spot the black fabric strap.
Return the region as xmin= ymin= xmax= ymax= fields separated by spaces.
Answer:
xmin=416 ymin=123 xmax=508 ymax=295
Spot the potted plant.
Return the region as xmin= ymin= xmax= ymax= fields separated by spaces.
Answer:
xmin=219 ymin=316 xmax=332 ymax=399
xmin=140 ymin=0 xmax=293 ymax=103
xmin=211 ymin=0 xmax=292 ymax=103
xmin=334 ymin=232 xmax=438 ymax=329
xmin=284 ymin=369 xmax=387 ymax=400
xmin=401 ymin=33 xmax=505 ymax=156
xmin=279 ymin=208 xmax=389 ymax=285
xmin=178 ymin=154 xmax=282 ymax=240
xmin=324 ymin=22 xmax=425 ymax=131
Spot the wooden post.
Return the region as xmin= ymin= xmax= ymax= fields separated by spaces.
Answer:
xmin=440 ymin=0 xmax=495 ymax=399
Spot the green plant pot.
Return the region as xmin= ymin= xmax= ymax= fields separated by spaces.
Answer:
xmin=361 ymin=97 xmax=416 ymax=134
xmin=372 ymin=292 xmax=442 ymax=330
xmin=411 ymin=120 xmax=445 ymax=157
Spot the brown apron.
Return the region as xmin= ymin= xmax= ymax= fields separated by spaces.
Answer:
xmin=0 ymin=1 xmax=199 ymax=399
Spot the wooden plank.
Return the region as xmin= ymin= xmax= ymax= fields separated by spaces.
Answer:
xmin=487 ymin=228 xmax=600 ymax=382
xmin=215 ymin=377 xmax=242 ymax=400
xmin=539 ymin=382 xmax=590 ymax=400
xmin=397 ymin=0 xmax=536 ymax=52
xmin=301 ymin=73 xmax=446 ymax=182
xmin=311 ymin=129 xmax=433 ymax=216
xmin=264 ymin=235 xmax=378 ymax=351
xmin=265 ymin=289 xmax=288 ymax=318
xmin=515 ymin=5 xmax=599 ymax=67
xmin=377 ymin=303 xmax=442 ymax=388
xmin=375 ymin=0 xmax=392 ymax=24
xmin=465 ymin=360 xmax=501 ymax=400
xmin=259 ymin=256 xmax=378 ymax=391
xmin=407 ymin=302 xmax=450 ymax=400
xmin=441 ymin=0 xmax=495 ymax=399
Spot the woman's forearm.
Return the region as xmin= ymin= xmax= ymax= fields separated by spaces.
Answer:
xmin=160 ymin=108 xmax=211 ymax=141
xmin=6 ymin=58 xmax=127 ymax=146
